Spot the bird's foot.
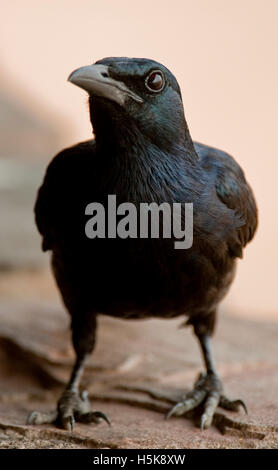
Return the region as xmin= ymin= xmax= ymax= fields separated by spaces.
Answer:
xmin=27 ymin=390 xmax=111 ymax=431
xmin=167 ymin=372 xmax=247 ymax=429
xmin=112 ymin=373 xmax=249 ymax=433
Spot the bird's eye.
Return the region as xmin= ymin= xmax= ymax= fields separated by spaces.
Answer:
xmin=145 ymin=71 xmax=165 ymax=92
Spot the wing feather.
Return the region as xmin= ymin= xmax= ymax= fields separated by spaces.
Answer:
xmin=195 ymin=142 xmax=258 ymax=257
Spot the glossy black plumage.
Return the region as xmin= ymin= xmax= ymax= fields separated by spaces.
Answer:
xmin=32 ymin=57 xmax=257 ymax=430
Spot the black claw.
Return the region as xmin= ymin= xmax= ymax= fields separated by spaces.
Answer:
xmin=236 ymin=399 xmax=248 ymax=415
xmin=93 ymin=411 xmax=111 ymax=426
xmin=218 ymin=422 xmax=226 ymax=435
xmin=220 ymin=395 xmax=248 ymax=415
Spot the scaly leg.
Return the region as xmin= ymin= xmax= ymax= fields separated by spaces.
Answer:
xmin=167 ymin=333 xmax=247 ymax=429
xmin=27 ymin=313 xmax=110 ymax=431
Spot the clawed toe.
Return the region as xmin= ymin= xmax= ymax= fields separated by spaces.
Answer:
xmin=27 ymin=390 xmax=110 ymax=431
xmin=219 ymin=396 xmax=248 ymax=414
xmin=200 ymin=391 xmax=220 ymax=429
xmin=78 ymin=410 xmax=111 ymax=426
xmin=166 ymin=373 xmax=247 ymax=430
xmin=61 ymin=414 xmax=75 ymax=432
xmin=166 ymin=388 xmax=206 ymax=419
xmin=27 ymin=410 xmax=58 ymax=425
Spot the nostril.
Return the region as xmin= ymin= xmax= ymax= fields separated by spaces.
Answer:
xmin=101 ymin=72 xmax=109 ymax=78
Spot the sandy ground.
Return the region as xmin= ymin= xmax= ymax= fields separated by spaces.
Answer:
xmin=0 ymin=269 xmax=277 ymax=449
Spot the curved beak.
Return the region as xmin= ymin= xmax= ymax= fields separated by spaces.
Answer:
xmin=68 ymin=64 xmax=143 ymax=106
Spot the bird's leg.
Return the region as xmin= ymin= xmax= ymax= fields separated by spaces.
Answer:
xmin=27 ymin=313 xmax=110 ymax=430
xmin=167 ymin=332 xmax=247 ymax=429
xmin=102 ymin=313 xmax=248 ymax=432
xmin=112 ymin=328 xmax=250 ymax=434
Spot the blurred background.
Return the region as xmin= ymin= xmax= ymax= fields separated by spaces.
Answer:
xmin=0 ymin=0 xmax=277 ymax=319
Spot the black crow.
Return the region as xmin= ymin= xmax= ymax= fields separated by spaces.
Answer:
xmin=28 ymin=57 xmax=257 ymax=431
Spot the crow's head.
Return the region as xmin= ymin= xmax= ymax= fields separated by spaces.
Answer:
xmin=68 ymin=57 xmax=190 ymax=150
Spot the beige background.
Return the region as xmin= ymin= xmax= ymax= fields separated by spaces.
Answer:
xmin=1 ymin=0 xmax=277 ymax=318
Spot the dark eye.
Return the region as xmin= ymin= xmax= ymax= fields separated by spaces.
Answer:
xmin=145 ymin=70 xmax=165 ymax=92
